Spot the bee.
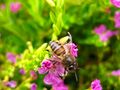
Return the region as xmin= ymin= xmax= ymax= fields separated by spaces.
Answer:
xmin=49 ymin=32 xmax=78 ymax=72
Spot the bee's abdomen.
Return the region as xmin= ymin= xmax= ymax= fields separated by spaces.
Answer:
xmin=49 ymin=41 xmax=65 ymax=56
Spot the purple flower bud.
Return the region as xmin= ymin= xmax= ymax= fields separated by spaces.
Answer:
xmin=19 ymin=68 xmax=26 ymax=75
xmin=91 ymin=79 xmax=102 ymax=90
xmin=6 ymin=52 xmax=16 ymax=64
xmin=70 ymin=43 xmax=78 ymax=57
xmin=30 ymin=83 xmax=37 ymax=90
xmin=111 ymin=69 xmax=120 ymax=76
xmin=10 ymin=2 xmax=22 ymax=13
xmin=110 ymin=0 xmax=120 ymax=8
xmin=5 ymin=80 xmax=17 ymax=88
xmin=30 ymin=70 xmax=38 ymax=80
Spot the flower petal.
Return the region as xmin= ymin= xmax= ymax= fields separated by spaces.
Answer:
xmin=91 ymin=79 xmax=102 ymax=90
xmin=44 ymin=73 xmax=63 ymax=85
xmin=10 ymin=2 xmax=22 ymax=13
xmin=30 ymin=83 xmax=37 ymax=90
xmin=94 ymin=24 xmax=106 ymax=35
xmin=6 ymin=52 xmax=16 ymax=64
xmin=38 ymin=67 xmax=48 ymax=74
xmin=110 ymin=0 xmax=120 ymax=8
xmin=55 ymin=62 xmax=65 ymax=76
xmin=70 ymin=43 xmax=78 ymax=57
xmin=52 ymin=82 xmax=68 ymax=90
xmin=5 ymin=80 xmax=17 ymax=88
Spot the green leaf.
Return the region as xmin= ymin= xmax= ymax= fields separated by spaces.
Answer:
xmin=56 ymin=0 xmax=64 ymax=8
xmin=53 ymin=24 xmax=60 ymax=35
xmin=46 ymin=0 xmax=55 ymax=7
xmin=50 ymin=11 xmax=56 ymax=23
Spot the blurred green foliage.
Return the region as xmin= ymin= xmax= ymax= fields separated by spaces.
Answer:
xmin=0 ymin=0 xmax=120 ymax=90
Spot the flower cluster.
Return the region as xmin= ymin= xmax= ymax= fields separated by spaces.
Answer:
xmin=90 ymin=79 xmax=102 ymax=90
xmin=38 ymin=40 xmax=78 ymax=90
xmin=38 ymin=59 xmax=68 ymax=90
xmin=110 ymin=0 xmax=120 ymax=8
xmin=111 ymin=69 xmax=120 ymax=76
xmin=94 ymin=24 xmax=118 ymax=42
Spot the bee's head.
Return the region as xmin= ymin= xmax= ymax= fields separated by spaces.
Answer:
xmin=63 ymin=55 xmax=78 ymax=72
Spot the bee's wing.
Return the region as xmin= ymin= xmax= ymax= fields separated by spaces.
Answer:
xmin=59 ymin=36 xmax=69 ymax=44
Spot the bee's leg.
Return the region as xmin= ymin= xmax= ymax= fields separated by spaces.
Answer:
xmin=67 ymin=32 xmax=72 ymax=43
xmin=74 ymin=72 xmax=78 ymax=82
xmin=64 ymin=69 xmax=68 ymax=76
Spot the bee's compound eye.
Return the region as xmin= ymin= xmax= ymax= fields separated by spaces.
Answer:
xmin=68 ymin=65 xmax=74 ymax=71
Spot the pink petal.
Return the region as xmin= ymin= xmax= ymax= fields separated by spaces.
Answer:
xmin=99 ymin=30 xmax=118 ymax=42
xmin=110 ymin=0 xmax=120 ymax=8
xmin=10 ymin=2 xmax=22 ymax=13
xmin=38 ymin=67 xmax=48 ymax=74
xmin=70 ymin=43 xmax=78 ymax=57
xmin=6 ymin=52 xmax=16 ymax=64
xmin=30 ymin=83 xmax=37 ymax=90
xmin=55 ymin=62 xmax=65 ymax=76
xmin=114 ymin=11 xmax=120 ymax=28
xmin=41 ymin=59 xmax=53 ymax=69
xmin=91 ymin=79 xmax=102 ymax=90
xmin=44 ymin=73 xmax=63 ymax=85
xmin=94 ymin=24 xmax=107 ymax=35
xmin=5 ymin=80 xmax=17 ymax=88
xmin=53 ymin=82 xmax=68 ymax=90
xmin=111 ymin=69 xmax=120 ymax=76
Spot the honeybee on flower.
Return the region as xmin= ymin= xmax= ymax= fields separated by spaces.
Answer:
xmin=38 ymin=33 xmax=78 ymax=90
xmin=49 ymin=32 xmax=78 ymax=73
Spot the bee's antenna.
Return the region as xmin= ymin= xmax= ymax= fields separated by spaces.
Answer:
xmin=67 ymin=32 xmax=72 ymax=43
xmin=75 ymin=72 xmax=78 ymax=82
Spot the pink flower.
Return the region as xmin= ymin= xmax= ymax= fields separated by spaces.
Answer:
xmin=69 ymin=43 xmax=78 ymax=57
xmin=38 ymin=58 xmax=68 ymax=90
xmin=10 ymin=2 xmax=21 ymax=13
xmin=114 ymin=11 xmax=120 ymax=28
xmin=5 ymin=80 xmax=17 ymax=88
xmin=38 ymin=59 xmax=65 ymax=84
xmin=30 ymin=83 xmax=37 ymax=90
xmin=94 ymin=24 xmax=118 ymax=42
xmin=111 ymin=69 xmax=120 ymax=76
xmin=6 ymin=52 xmax=16 ymax=64
xmin=30 ymin=70 xmax=38 ymax=80
xmin=94 ymin=24 xmax=106 ymax=35
xmin=19 ymin=68 xmax=26 ymax=75
xmin=110 ymin=0 xmax=120 ymax=8
xmin=91 ymin=79 xmax=102 ymax=90
xmin=0 ymin=4 xmax=6 ymax=10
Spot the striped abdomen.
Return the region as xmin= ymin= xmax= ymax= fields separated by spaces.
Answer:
xmin=49 ymin=41 xmax=65 ymax=56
